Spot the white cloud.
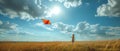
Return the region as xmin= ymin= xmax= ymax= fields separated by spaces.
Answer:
xmin=0 ymin=20 xmax=37 ymax=38
xmin=105 ymin=27 xmax=120 ymax=36
xmin=0 ymin=0 xmax=47 ymax=20
xmin=9 ymin=24 xmax=18 ymax=30
xmin=64 ymin=0 xmax=82 ymax=8
xmin=0 ymin=21 xmax=19 ymax=35
xmin=0 ymin=21 xmax=18 ymax=30
xmin=19 ymin=12 xmax=34 ymax=21
xmin=53 ymin=22 xmax=120 ymax=38
xmin=35 ymin=23 xmax=53 ymax=31
xmin=35 ymin=0 xmax=42 ymax=6
xmin=49 ymin=0 xmax=82 ymax=8
xmin=0 ymin=0 xmax=82 ymax=21
xmin=34 ymin=21 xmax=120 ymax=39
xmin=52 ymin=22 xmax=74 ymax=33
xmin=73 ymin=21 xmax=100 ymax=34
xmin=3 ymin=9 xmax=18 ymax=19
xmin=74 ymin=21 xmax=89 ymax=31
xmin=96 ymin=0 xmax=120 ymax=17
xmin=0 ymin=20 xmax=3 ymax=25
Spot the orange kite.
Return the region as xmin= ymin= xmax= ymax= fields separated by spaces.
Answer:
xmin=41 ymin=19 xmax=51 ymax=25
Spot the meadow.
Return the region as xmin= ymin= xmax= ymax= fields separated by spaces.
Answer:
xmin=0 ymin=40 xmax=120 ymax=51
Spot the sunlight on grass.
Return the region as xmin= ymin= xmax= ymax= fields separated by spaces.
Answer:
xmin=0 ymin=40 xmax=120 ymax=51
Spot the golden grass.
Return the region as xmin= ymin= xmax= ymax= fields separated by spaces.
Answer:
xmin=0 ymin=40 xmax=120 ymax=51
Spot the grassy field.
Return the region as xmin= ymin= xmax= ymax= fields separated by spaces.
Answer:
xmin=0 ymin=40 xmax=120 ymax=51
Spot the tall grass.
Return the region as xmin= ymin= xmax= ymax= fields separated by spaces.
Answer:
xmin=0 ymin=40 xmax=120 ymax=51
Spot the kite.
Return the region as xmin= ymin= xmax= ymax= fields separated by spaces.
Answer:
xmin=41 ymin=19 xmax=51 ymax=25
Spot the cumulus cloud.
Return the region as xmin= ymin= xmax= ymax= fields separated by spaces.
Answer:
xmin=52 ymin=22 xmax=74 ymax=33
xmin=96 ymin=0 xmax=120 ymax=17
xmin=35 ymin=22 xmax=53 ymax=31
xmin=63 ymin=0 xmax=82 ymax=8
xmin=0 ymin=20 xmax=19 ymax=35
xmin=73 ymin=22 xmax=100 ymax=34
xmin=0 ymin=21 xmax=18 ymax=30
xmin=51 ymin=22 xmax=99 ymax=35
xmin=105 ymin=27 xmax=120 ymax=36
xmin=72 ymin=22 xmax=120 ymax=37
xmin=0 ymin=21 xmax=19 ymax=38
xmin=49 ymin=0 xmax=82 ymax=8
xmin=39 ymin=21 xmax=120 ymax=38
xmin=34 ymin=21 xmax=120 ymax=40
xmin=0 ymin=20 xmax=3 ymax=25
xmin=0 ymin=0 xmax=83 ymax=20
xmin=0 ymin=0 xmax=47 ymax=20
xmin=35 ymin=21 xmax=119 ymax=37
xmin=0 ymin=20 xmax=36 ymax=39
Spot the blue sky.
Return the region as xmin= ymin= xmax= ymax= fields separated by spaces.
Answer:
xmin=0 ymin=0 xmax=120 ymax=41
